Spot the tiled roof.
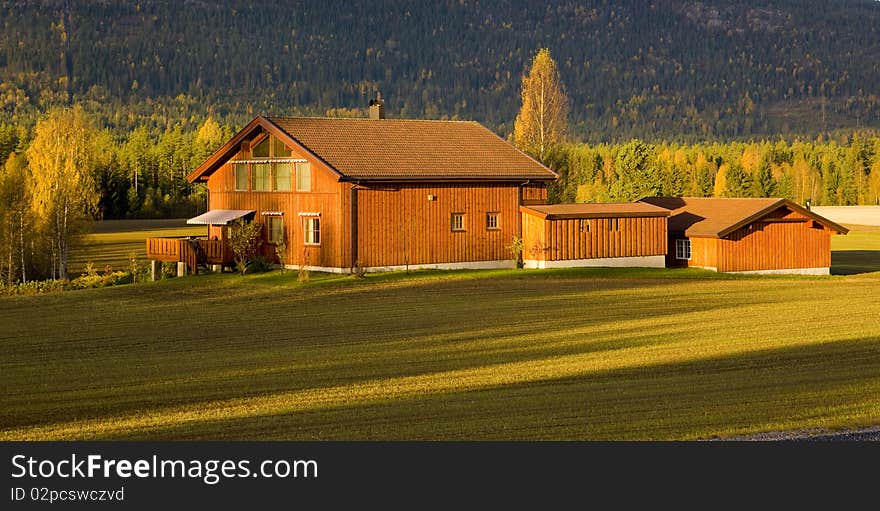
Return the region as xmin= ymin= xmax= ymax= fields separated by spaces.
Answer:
xmin=266 ymin=116 xmax=556 ymax=181
xmin=522 ymin=203 xmax=670 ymax=220
xmin=639 ymin=196 xmax=848 ymax=237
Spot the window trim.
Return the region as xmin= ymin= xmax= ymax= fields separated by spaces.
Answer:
xmin=451 ymin=212 xmax=466 ymax=232
xmin=486 ymin=212 xmax=500 ymax=230
xmin=273 ymin=162 xmax=293 ymax=192
xmin=675 ymin=239 xmax=692 ymax=260
xmin=303 ymin=216 xmax=321 ymax=246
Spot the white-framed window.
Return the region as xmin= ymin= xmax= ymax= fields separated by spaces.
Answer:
xmin=252 ymin=163 xmax=271 ymax=191
xmin=486 ymin=212 xmax=500 ymax=230
xmin=234 ymin=163 xmax=248 ymax=191
xmin=579 ymin=219 xmax=591 ymax=232
xmin=296 ymin=162 xmax=311 ymax=192
xmin=675 ymin=239 xmax=691 ymax=260
xmin=267 ymin=216 xmax=284 ymax=244
xmin=451 ymin=213 xmax=465 ymax=232
xmin=274 ymin=162 xmax=292 ymax=192
xmin=304 ymin=217 xmax=320 ymax=245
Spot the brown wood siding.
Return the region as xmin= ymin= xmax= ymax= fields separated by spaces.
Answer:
xmin=523 ymin=215 xmax=666 ymax=261
xmin=521 ymin=182 xmax=548 ymax=204
xmin=356 ymin=183 xmax=520 ymax=267
xmin=207 ymin=144 xmax=346 ymax=268
xmin=716 ymin=210 xmax=832 ymax=272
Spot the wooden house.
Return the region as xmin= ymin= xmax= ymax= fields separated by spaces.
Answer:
xmin=520 ymin=203 xmax=669 ymax=268
xmin=149 ymin=102 xmax=557 ymax=273
xmin=640 ymin=197 xmax=848 ymax=274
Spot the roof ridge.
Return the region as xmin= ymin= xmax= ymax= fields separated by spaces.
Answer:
xmin=266 ymin=115 xmax=480 ymax=124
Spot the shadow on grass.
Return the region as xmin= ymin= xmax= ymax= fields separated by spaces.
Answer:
xmin=121 ymin=336 xmax=880 ymax=441
xmin=831 ymin=250 xmax=880 ymax=275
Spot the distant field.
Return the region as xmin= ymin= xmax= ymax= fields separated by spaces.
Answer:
xmin=69 ymin=219 xmax=204 ymax=274
xmin=1 ymin=224 xmax=879 ymax=440
xmin=831 ymin=224 xmax=880 ymax=275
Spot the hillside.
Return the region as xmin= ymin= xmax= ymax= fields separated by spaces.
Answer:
xmin=1 ymin=0 xmax=879 ymax=141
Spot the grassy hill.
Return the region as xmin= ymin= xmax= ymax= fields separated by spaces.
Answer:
xmin=1 ymin=226 xmax=878 ymax=440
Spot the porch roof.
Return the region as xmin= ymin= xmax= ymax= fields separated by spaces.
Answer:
xmin=186 ymin=209 xmax=255 ymax=225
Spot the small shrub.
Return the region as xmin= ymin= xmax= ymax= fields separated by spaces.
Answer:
xmin=246 ymin=255 xmax=273 ymax=274
xmin=507 ymin=236 xmax=525 ymax=269
xmin=298 ymin=248 xmax=310 ymax=284
xmin=352 ymin=260 xmax=366 ymax=279
xmin=161 ymin=261 xmax=177 ymax=278
xmin=84 ymin=262 xmax=98 ymax=278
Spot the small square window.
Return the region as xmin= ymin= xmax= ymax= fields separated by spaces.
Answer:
xmin=675 ymin=239 xmax=691 ymax=260
xmin=451 ymin=213 xmax=465 ymax=232
xmin=486 ymin=212 xmax=500 ymax=230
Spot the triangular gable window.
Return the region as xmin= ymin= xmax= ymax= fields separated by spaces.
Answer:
xmin=252 ymin=137 xmax=270 ymax=158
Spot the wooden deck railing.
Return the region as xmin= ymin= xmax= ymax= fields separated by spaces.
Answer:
xmin=146 ymin=237 xmax=234 ymax=274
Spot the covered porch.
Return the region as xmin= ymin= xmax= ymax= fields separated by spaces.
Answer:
xmin=145 ymin=210 xmax=254 ymax=278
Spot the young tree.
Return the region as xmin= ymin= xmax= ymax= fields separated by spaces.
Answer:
xmin=513 ymin=48 xmax=569 ymax=162
xmin=0 ymin=153 xmax=30 ymax=283
xmin=227 ymin=219 xmax=263 ymax=275
xmin=26 ymin=106 xmax=100 ymax=279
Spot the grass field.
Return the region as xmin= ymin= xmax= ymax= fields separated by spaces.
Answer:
xmin=1 ymin=222 xmax=878 ymax=441
xmin=68 ymin=219 xmax=203 ymax=275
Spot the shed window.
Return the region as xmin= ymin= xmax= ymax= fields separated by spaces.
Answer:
xmin=296 ymin=162 xmax=311 ymax=192
xmin=486 ymin=212 xmax=500 ymax=230
xmin=234 ymin=163 xmax=248 ymax=191
xmin=675 ymin=239 xmax=691 ymax=260
xmin=252 ymin=163 xmax=271 ymax=191
xmin=267 ymin=216 xmax=284 ymax=244
xmin=304 ymin=217 xmax=320 ymax=245
xmin=451 ymin=213 xmax=465 ymax=232
xmin=609 ymin=218 xmax=620 ymax=231
xmin=274 ymin=163 xmax=292 ymax=192
xmin=579 ymin=219 xmax=591 ymax=232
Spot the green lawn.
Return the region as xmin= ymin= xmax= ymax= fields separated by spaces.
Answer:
xmin=69 ymin=219 xmax=204 ymax=275
xmin=1 ymin=224 xmax=878 ymax=440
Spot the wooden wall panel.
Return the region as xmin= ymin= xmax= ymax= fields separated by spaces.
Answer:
xmin=525 ymin=215 xmax=667 ymax=261
xmin=356 ymin=183 xmax=521 ymax=267
xmin=207 ymin=145 xmax=346 ymax=268
xmin=716 ymin=209 xmax=832 ymax=271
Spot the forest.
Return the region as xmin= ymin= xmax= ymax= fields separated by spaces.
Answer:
xmin=2 ymin=0 xmax=880 ymax=283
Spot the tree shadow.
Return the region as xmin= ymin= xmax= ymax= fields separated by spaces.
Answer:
xmin=831 ymin=251 xmax=880 ymax=275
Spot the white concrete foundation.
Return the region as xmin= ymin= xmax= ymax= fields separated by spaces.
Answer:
xmin=523 ymin=255 xmax=666 ymax=269
xmin=176 ymin=261 xmax=188 ymax=277
xmin=150 ymin=260 xmax=160 ymax=281
xmin=285 ymin=259 xmax=516 ymax=274
xmin=729 ymin=267 xmax=831 ymax=276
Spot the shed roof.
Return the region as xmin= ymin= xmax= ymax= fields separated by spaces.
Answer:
xmin=522 ymin=203 xmax=670 ymax=220
xmin=639 ymin=197 xmax=848 ymax=237
xmin=188 ymin=115 xmax=557 ymax=183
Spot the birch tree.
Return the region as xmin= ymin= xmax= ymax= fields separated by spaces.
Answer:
xmin=513 ymin=48 xmax=569 ymax=162
xmin=26 ymin=106 xmax=99 ymax=279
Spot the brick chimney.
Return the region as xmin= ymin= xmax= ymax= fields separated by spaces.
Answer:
xmin=369 ymin=92 xmax=385 ymax=119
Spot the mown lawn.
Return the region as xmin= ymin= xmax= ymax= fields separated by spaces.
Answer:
xmin=2 ymin=251 xmax=879 ymax=440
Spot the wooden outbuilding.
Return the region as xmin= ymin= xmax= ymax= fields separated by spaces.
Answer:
xmin=148 ymin=102 xmax=556 ymax=274
xmin=640 ymin=197 xmax=848 ymax=274
xmin=520 ymin=203 xmax=669 ymax=268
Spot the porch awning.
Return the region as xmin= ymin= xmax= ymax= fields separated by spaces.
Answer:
xmin=186 ymin=209 xmax=255 ymax=226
